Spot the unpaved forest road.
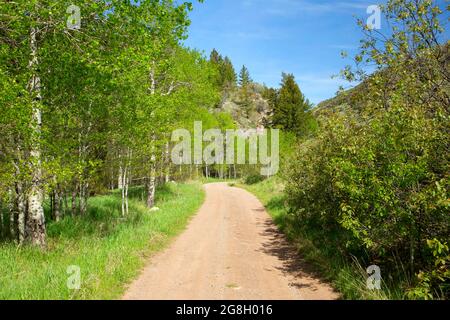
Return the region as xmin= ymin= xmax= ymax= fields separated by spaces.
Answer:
xmin=123 ymin=183 xmax=339 ymax=300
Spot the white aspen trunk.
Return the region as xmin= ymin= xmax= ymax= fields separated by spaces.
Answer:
xmin=26 ymin=26 xmax=46 ymax=247
xmin=121 ymin=167 xmax=126 ymax=216
xmin=121 ymin=149 xmax=131 ymax=216
xmin=110 ymin=168 xmax=115 ymax=191
xmin=54 ymin=191 xmax=60 ymax=222
xmin=53 ymin=183 xmax=61 ymax=222
xmin=125 ymin=185 xmax=129 ymax=215
xmin=80 ymin=181 xmax=88 ymax=216
xmin=147 ymin=154 xmax=157 ymax=209
xmin=147 ymin=63 xmax=157 ymax=209
xmin=126 ymin=149 xmax=132 ymax=215
xmin=78 ymin=184 xmax=82 ymax=215
xmin=125 ymin=168 xmax=129 ymax=216
xmin=16 ymin=182 xmax=26 ymax=245
xmin=8 ymin=189 xmax=16 ymax=240
xmin=118 ymin=165 xmax=124 ymax=190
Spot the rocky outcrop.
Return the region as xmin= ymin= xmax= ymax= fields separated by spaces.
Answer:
xmin=216 ymin=83 xmax=270 ymax=129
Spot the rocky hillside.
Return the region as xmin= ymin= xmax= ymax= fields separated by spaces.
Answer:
xmin=216 ymin=83 xmax=271 ymax=129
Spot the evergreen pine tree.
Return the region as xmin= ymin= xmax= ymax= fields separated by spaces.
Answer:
xmin=238 ymin=65 xmax=252 ymax=87
xmin=210 ymin=49 xmax=222 ymax=64
xmin=272 ymin=73 xmax=313 ymax=136
xmin=262 ymin=86 xmax=278 ymax=127
xmin=209 ymin=49 xmax=236 ymax=89
xmin=222 ymin=57 xmax=237 ymax=88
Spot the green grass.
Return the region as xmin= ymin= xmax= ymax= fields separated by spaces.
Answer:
xmin=0 ymin=182 xmax=205 ymax=300
xmin=237 ymin=177 xmax=404 ymax=300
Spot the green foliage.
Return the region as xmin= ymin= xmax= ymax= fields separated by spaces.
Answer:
xmin=0 ymin=182 xmax=205 ymax=299
xmin=407 ymin=239 xmax=450 ymax=300
xmin=0 ymin=0 xmax=217 ymax=244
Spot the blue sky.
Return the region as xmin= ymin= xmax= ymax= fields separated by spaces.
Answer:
xmin=183 ymin=0 xmax=448 ymax=104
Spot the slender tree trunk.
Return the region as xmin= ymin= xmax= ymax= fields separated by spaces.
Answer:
xmin=64 ymin=190 xmax=68 ymax=216
xmin=49 ymin=193 xmax=53 ymax=219
xmin=77 ymin=185 xmax=82 ymax=215
xmin=121 ymin=169 xmax=126 ymax=216
xmin=146 ymin=64 xmax=158 ymax=209
xmin=8 ymin=189 xmax=16 ymax=241
xmin=125 ymin=171 xmax=129 ymax=215
xmin=147 ymin=162 xmax=157 ymax=208
xmin=53 ymin=187 xmax=61 ymax=222
xmin=110 ymin=158 xmax=115 ymax=191
xmin=126 ymin=149 xmax=132 ymax=215
xmin=79 ymin=181 xmax=88 ymax=216
xmin=16 ymin=183 xmax=28 ymax=244
xmin=118 ymin=165 xmax=124 ymax=190
xmin=17 ymin=189 xmax=26 ymax=244
xmin=72 ymin=187 xmax=77 ymax=216
xmin=26 ymin=26 xmax=46 ymax=247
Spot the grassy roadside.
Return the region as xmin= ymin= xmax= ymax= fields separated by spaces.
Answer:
xmin=0 ymin=182 xmax=205 ymax=300
xmin=237 ymin=178 xmax=402 ymax=300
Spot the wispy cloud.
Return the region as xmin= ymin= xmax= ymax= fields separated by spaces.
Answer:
xmin=252 ymin=0 xmax=371 ymax=17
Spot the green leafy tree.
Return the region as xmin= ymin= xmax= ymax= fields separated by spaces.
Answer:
xmin=0 ymin=0 xmax=204 ymax=245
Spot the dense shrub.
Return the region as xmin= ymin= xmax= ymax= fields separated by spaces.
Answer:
xmin=285 ymin=101 xmax=449 ymax=297
xmin=244 ymin=174 xmax=266 ymax=185
xmin=284 ymin=0 xmax=449 ymax=299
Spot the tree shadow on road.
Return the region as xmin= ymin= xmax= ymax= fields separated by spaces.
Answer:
xmin=253 ymin=209 xmax=338 ymax=295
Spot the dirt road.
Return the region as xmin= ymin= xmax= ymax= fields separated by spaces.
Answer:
xmin=123 ymin=183 xmax=338 ymax=300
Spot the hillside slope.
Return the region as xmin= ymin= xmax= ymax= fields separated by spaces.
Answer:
xmin=216 ymin=84 xmax=271 ymax=129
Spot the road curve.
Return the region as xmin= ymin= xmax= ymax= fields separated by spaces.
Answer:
xmin=123 ymin=183 xmax=339 ymax=300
